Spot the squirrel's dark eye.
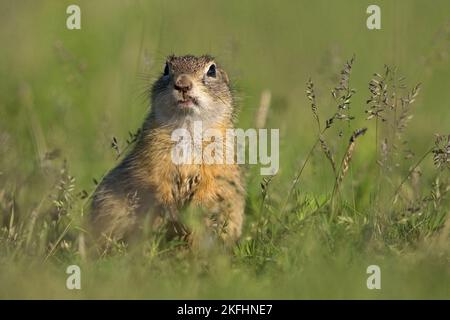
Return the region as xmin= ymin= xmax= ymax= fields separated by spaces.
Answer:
xmin=163 ymin=63 xmax=169 ymax=76
xmin=207 ymin=64 xmax=216 ymax=77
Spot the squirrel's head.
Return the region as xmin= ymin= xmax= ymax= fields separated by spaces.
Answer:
xmin=150 ymin=55 xmax=233 ymax=125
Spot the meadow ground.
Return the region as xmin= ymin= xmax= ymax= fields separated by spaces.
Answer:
xmin=0 ymin=0 xmax=449 ymax=299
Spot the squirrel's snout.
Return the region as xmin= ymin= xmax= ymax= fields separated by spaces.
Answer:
xmin=174 ymin=74 xmax=193 ymax=93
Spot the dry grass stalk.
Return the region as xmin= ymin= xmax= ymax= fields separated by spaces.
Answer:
xmin=255 ymin=90 xmax=271 ymax=129
xmin=337 ymin=128 xmax=368 ymax=188
xmin=366 ymin=65 xmax=400 ymax=121
xmin=366 ymin=65 xmax=421 ymax=167
xmin=260 ymin=175 xmax=275 ymax=213
xmin=396 ymin=83 xmax=421 ymax=137
xmin=329 ymin=55 xmax=356 ymax=124
xmin=319 ymin=136 xmax=337 ymax=176
xmin=306 ymin=79 xmax=320 ymax=131
xmin=432 ymin=134 xmax=450 ymax=170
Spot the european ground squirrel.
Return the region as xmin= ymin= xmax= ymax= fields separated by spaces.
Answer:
xmin=90 ymin=55 xmax=245 ymax=248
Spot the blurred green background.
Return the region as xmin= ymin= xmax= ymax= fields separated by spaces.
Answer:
xmin=0 ymin=0 xmax=449 ymax=299
xmin=1 ymin=0 xmax=449 ymax=188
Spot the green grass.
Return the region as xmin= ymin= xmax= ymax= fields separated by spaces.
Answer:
xmin=0 ymin=0 xmax=449 ymax=299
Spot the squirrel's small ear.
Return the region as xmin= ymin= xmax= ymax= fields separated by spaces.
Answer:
xmin=220 ymin=69 xmax=229 ymax=84
xmin=163 ymin=62 xmax=170 ymax=76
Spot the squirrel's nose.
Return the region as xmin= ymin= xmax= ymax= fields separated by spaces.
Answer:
xmin=174 ymin=75 xmax=193 ymax=93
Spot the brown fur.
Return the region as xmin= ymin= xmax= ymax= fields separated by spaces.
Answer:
xmin=90 ymin=55 xmax=245 ymax=249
